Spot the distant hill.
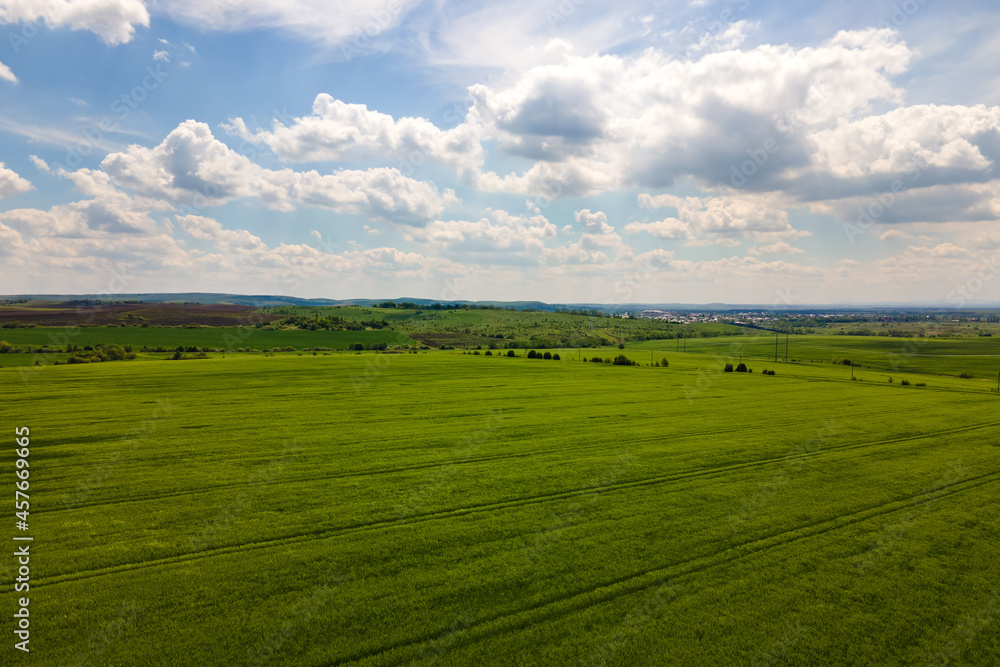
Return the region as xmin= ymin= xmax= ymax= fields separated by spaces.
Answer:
xmin=1 ymin=292 xmax=990 ymax=313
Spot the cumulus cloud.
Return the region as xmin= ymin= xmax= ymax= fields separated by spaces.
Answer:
xmin=223 ymin=94 xmax=484 ymax=176
xmin=0 ymin=61 xmax=16 ymax=83
xmin=0 ymin=0 xmax=150 ymax=45
xmin=626 ymin=192 xmax=806 ymax=245
xmin=748 ymin=241 xmax=804 ymax=256
xmin=465 ymin=28 xmax=913 ymax=196
xmin=0 ymin=163 xmax=32 ymax=199
xmin=406 ymin=208 xmax=556 ymax=258
xmin=28 ymin=155 xmax=51 ymax=173
xmin=2 ymin=168 xmax=170 ymax=236
xmin=101 ymin=120 xmax=457 ymax=225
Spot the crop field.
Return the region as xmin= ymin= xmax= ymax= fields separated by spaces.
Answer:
xmin=633 ymin=333 xmax=1000 ymax=378
xmin=0 ymin=326 xmax=417 ymax=354
xmin=2 ymin=348 xmax=999 ymax=665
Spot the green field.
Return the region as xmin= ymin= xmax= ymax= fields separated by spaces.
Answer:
xmin=633 ymin=332 xmax=1000 ymax=378
xmin=3 ymin=348 xmax=999 ymax=665
xmin=0 ymin=326 xmax=417 ymax=353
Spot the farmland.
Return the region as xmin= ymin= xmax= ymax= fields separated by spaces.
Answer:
xmin=2 ymin=339 xmax=999 ymax=665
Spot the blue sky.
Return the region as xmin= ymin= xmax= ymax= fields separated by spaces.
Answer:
xmin=0 ymin=0 xmax=998 ymax=305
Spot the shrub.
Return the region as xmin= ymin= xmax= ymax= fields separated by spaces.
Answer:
xmin=527 ymin=350 xmax=537 ymax=359
xmin=916 ymin=382 xmax=926 ymax=387
xmin=900 ymin=379 xmax=910 ymax=386
xmin=552 ymin=353 xmax=560 ymax=360
xmin=543 ymin=351 xmax=552 ymax=360
xmin=736 ymin=363 xmax=748 ymax=372
xmin=485 ymin=350 xmax=492 ymax=356
xmin=618 ymin=343 xmax=625 ymax=350
xmin=841 ymin=359 xmax=852 ymax=366
xmin=507 ymin=350 xmax=515 ymax=357
xmin=613 ymin=354 xmax=632 ymax=366
xmin=724 ymin=363 xmax=734 ymax=372
xmin=353 ymin=343 xmax=364 ymax=351
xmin=959 ymin=372 xmax=974 ymax=379
xmin=661 ymin=358 xmax=669 ymax=367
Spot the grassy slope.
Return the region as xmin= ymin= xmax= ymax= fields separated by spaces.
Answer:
xmin=1 ymin=353 xmax=998 ymax=665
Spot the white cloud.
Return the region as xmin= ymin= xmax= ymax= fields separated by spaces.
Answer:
xmin=28 ymin=155 xmax=51 ymax=173
xmin=0 ymin=61 xmax=16 ymax=83
xmin=156 ymin=0 xmax=419 ymax=49
xmin=2 ymin=168 xmax=170 ymax=236
xmin=627 ymin=193 xmax=806 ymax=245
xmin=0 ymin=0 xmax=150 ymax=45
xmin=406 ymin=208 xmax=555 ymax=258
xmin=806 ymin=104 xmax=1000 ymax=180
xmin=223 ymin=93 xmax=484 ymax=176
xmin=748 ymin=241 xmax=804 ymax=256
xmin=879 ymin=229 xmax=912 ymax=241
xmin=688 ymin=19 xmax=758 ymax=54
xmin=465 ymin=28 xmax=913 ymax=196
xmin=0 ymin=163 xmax=32 ymax=199
xmin=153 ymin=50 xmax=170 ymax=62
xmin=100 ymin=120 xmax=457 ymax=225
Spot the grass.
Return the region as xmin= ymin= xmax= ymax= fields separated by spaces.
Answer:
xmin=2 ymin=350 xmax=998 ymax=665
xmin=630 ymin=332 xmax=1000 ymax=378
xmin=0 ymin=326 xmax=417 ymax=354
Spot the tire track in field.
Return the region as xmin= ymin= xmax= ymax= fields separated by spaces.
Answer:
xmin=38 ymin=403 xmax=922 ymax=515
xmin=329 ymin=470 xmax=1000 ymax=667
xmin=30 ymin=421 xmax=1000 ymax=589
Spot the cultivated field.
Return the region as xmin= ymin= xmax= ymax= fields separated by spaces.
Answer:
xmin=2 ymin=346 xmax=999 ymax=665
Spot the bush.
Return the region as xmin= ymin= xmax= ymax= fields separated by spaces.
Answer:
xmin=724 ymin=363 xmax=734 ymax=372
xmin=900 ymin=379 xmax=910 ymax=386
xmin=353 ymin=343 xmax=364 ymax=351
xmin=661 ymin=358 xmax=669 ymax=367
xmin=618 ymin=343 xmax=625 ymax=350
xmin=613 ymin=354 xmax=632 ymax=366
xmin=552 ymin=353 xmax=560 ymax=360
xmin=841 ymin=359 xmax=852 ymax=366
xmin=543 ymin=351 xmax=552 ymax=360
xmin=527 ymin=350 xmax=537 ymax=359
xmin=507 ymin=350 xmax=515 ymax=357
xmin=485 ymin=350 xmax=492 ymax=356
xmin=959 ymin=372 xmax=974 ymax=379
xmin=736 ymin=362 xmax=748 ymax=372
xmin=916 ymin=382 xmax=926 ymax=387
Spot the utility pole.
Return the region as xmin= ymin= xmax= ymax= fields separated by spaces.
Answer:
xmin=785 ymin=332 xmax=789 ymax=363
